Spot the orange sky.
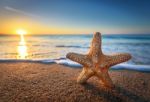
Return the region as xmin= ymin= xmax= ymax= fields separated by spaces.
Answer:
xmin=1 ymin=17 xmax=147 ymax=35
xmin=0 ymin=18 xmax=95 ymax=35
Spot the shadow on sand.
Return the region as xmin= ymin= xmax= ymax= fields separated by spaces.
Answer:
xmin=83 ymin=83 xmax=149 ymax=102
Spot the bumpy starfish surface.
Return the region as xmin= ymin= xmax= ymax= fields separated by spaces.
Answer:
xmin=66 ymin=32 xmax=131 ymax=88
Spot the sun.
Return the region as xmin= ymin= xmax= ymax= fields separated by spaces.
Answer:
xmin=16 ymin=29 xmax=27 ymax=35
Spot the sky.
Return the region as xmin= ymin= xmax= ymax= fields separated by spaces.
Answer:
xmin=0 ymin=0 xmax=150 ymax=34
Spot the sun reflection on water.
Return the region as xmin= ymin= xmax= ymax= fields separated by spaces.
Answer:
xmin=17 ymin=30 xmax=28 ymax=59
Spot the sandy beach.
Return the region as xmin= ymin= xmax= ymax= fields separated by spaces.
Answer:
xmin=0 ymin=62 xmax=149 ymax=102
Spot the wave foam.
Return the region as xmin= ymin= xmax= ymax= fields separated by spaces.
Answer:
xmin=53 ymin=59 xmax=150 ymax=72
xmin=0 ymin=59 xmax=149 ymax=72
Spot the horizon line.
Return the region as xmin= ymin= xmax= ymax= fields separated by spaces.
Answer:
xmin=0 ymin=33 xmax=150 ymax=36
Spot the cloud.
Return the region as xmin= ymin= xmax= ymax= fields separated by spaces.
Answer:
xmin=4 ymin=6 xmax=39 ymax=18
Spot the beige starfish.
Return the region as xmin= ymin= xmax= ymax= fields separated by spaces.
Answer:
xmin=66 ymin=32 xmax=131 ymax=88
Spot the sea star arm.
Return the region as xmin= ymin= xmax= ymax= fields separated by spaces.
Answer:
xmin=66 ymin=52 xmax=92 ymax=66
xmin=106 ymin=53 xmax=132 ymax=67
xmin=96 ymin=70 xmax=114 ymax=88
xmin=77 ymin=67 xmax=95 ymax=84
xmin=88 ymin=32 xmax=102 ymax=63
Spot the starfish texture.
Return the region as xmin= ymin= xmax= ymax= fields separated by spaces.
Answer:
xmin=66 ymin=32 xmax=131 ymax=88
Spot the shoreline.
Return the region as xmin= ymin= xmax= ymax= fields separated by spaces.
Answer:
xmin=0 ymin=62 xmax=150 ymax=102
xmin=0 ymin=59 xmax=149 ymax=73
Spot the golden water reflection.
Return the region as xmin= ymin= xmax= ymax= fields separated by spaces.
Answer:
xmin=17 ymin=34 xmax=28 ymax=59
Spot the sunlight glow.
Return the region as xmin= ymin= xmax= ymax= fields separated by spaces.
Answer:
xmin=17 ymin=45 xmax=28 ymax=59
xmin=17 ymin=29 xmax=28 ymax=59
xmin=17 ymin=29 xmax=27 ymax=35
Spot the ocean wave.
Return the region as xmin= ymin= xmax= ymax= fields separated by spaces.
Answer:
xmin=55 ymin=59 xmax=150 ymax=72
xmin=0 ymin=58 xmax=149 ymax=72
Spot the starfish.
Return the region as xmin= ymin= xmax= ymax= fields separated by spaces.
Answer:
xmin=66 ymin=32 xmax=131 ymax=88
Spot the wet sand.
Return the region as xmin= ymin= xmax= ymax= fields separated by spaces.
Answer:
xmin=0 ymin=62 xmax=150 ymax=102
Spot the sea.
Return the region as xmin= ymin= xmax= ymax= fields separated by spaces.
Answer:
xmin=0 ymin=34 xmax=150 ymax=72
